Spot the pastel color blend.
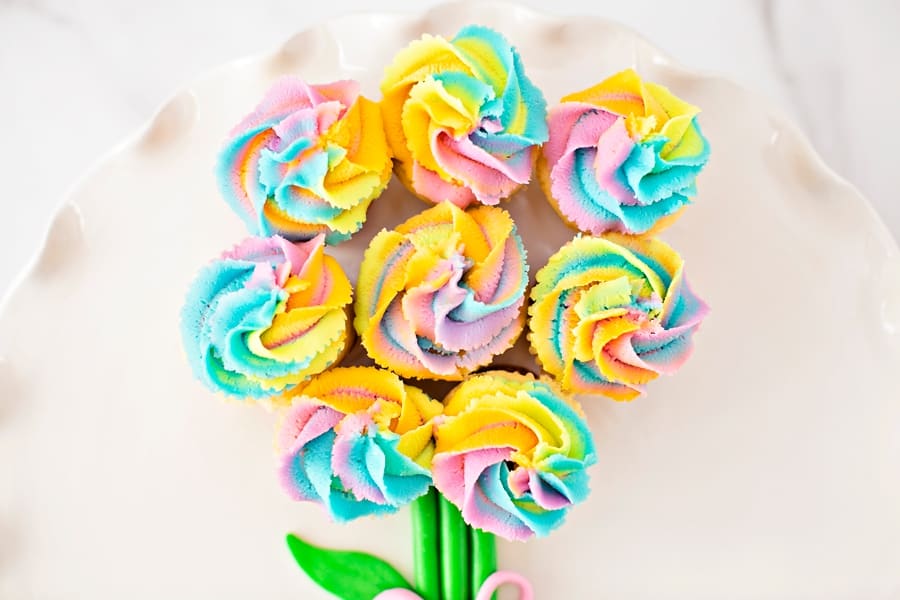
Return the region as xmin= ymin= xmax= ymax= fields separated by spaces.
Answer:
xmin=276 ymin=367 xmax=443 ymax=521
xmin=381 ymin=25 xmax=548 ymax=207
xmin=432 ymin=371 xmax=596 ymax=541
xmin=180 ymin=235 xmax=352 ymax=399
xmin=355 ymin=202 xmax=528 ymax=380
xmin=217 ymin=77 xmax=392 ymax=244
xmin=540 ymin=69 xmax=710 ymax=235
xmin=529 ymin=234 xmax=709 ymax=400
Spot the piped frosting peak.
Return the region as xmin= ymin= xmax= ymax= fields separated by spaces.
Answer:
xmin=218 ymin=77 xmax=392 ymax=244
xmin=432 ymin=370 xmax=596 ymax=541
xmin=277 ymin=367 xmax=442 ymax=521
xmin=355 ymin=202 xmax=528 ymax=380
xmin=180 ymin=234 xmax=352 ymax=399
xmin=540 ymin=69 xmax=710 ymax=235
xmin=529 ymin=234 xmax=708 ymax=399
xmin=381 ymin=25 xmax=548 ymax=207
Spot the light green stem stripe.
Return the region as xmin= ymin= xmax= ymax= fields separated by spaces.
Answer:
xmin=411 ymin=489 xmax=441 ymax=600
xmin=439 ymin=495 xmax=469 ymax=600
xmin=469 ymin=527 xmax=497 ymax=600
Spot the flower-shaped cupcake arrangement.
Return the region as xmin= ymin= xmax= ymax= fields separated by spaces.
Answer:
xmin=181 ymin=24 xmax=709 ymax=600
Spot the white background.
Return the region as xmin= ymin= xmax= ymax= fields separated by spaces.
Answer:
xmin=1 ymin=0 xmax=898 ymax=297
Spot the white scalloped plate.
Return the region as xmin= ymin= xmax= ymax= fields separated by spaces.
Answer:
xmin=2 ymin=2 xmax=899 ymax=598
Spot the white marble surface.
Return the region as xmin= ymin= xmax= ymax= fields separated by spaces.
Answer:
xmin=0 ymin=0 xmax=897 ymax=298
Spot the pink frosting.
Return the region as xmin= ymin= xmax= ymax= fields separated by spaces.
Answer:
xmin=422 ymin=130 xmax=535 ymax=207
xmin=543 ymin=103 xmax=638 ymax=233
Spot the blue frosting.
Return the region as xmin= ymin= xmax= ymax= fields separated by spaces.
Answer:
xmin=452 ymin=25 xmax=549 ymax=154
xmin=561 ymin=113 xmax=710 ymax=235
xmin=180 ymin=254 xmax=316 ymax=399
xmin=283 ymin=426 xmax=432 ymax=522
xmin=502 ymin=380 xmax=595 ymax=538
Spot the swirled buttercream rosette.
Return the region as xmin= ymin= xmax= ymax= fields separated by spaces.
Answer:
xmin=276 ymin=367 xmax=443 ymax=521
xmin=380 ymin=25 xmax=548 ymax=207
xmin=355 ymin=202 xmax=528 ymax=380
xmin=539 ymin=69 xmax=710 ymax=235
xmin=180 ymin=234 xmax=353 ymax=400
xmin=217 ymin=77 xmax=392 ymax=244
xmin=431 ymin=370 xmax=596 ymax=541
xmin=529 ymin=234 xmax=709 ymax=400
xmin=177 ymin=24 xmax=719 ymax=599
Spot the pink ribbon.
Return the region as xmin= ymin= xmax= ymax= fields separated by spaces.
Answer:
xmin=374 ymin=571 xmax=534 ymax=600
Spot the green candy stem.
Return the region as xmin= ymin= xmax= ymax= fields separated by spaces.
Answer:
xmin=411 ymin=489 xmax=441 ymax=600
xmin=469 ymin=527 xmax=497 ymax=600
xmin=439 ymin=495 xmax=469 ymax=600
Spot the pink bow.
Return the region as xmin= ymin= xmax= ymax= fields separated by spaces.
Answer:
xmin=374 ymin=571 xmax=533 ymax=600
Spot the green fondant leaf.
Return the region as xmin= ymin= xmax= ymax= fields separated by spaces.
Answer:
xmin=286 ymin=533 xmax=412 ymax=600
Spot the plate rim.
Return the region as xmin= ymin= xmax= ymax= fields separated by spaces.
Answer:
xmin=1 ymin=0 xmax=897 ymax=318
xmin=1 ymin=2 xmax=899 ymax=594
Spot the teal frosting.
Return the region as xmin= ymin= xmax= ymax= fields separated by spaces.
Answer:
xmin=181 ymin=259 xmax=286 ymax=399
xmin=452 ymin=25 xmax=549 ymax=156
xmin=622 ymin=125 xmax=710 ymax=209
xmin=279 ymin=407 xmax=433 ymax=522
xmin=180 ymin=237 xmax=341 ymax=399
xmin=472 ymin=381 xmax=595 ymax=538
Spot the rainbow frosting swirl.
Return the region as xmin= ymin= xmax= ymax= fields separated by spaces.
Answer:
xmin=381 ymin=25 xmax=548 ymax=208
xmin=432 ymin=371 xmax=596 ymax=541
xmin=276 ymin=367 xmax=442 ymax=521
xmin=540 ymin=69 xmax=710 ymax=235
xmin=355 ymin=202 xmax=528 ymax=380
xmin=217 ymin=77 xmax=392 ymax=244
xmin=529 ymin=234 xmax=709 ymax=400
xmin=180 ymin=234 xmax=352 ymax=399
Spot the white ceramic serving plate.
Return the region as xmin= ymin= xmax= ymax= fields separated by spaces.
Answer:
xmin=1 ymin=2 xmax=899 ymax=598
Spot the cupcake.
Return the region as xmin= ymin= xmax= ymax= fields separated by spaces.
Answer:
xmin=528 ymin=234 xmax=709 ymax=400
xmin=432 ymin=370 xmax=596 ymax=541
xmin=380 ymin=25 xmax=548 ymax=207
xmin=538 ymin=69 xmax=710 ymax=236
xmin=276 ymin=367 xmax=442 ymax=521
xmin=355 ymin=202 xmax=528 ymax=380
xmin=217 ymin=77 xmax=392 ymax=244
xmin=180 ymin=234 xmax=353 ymax=400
